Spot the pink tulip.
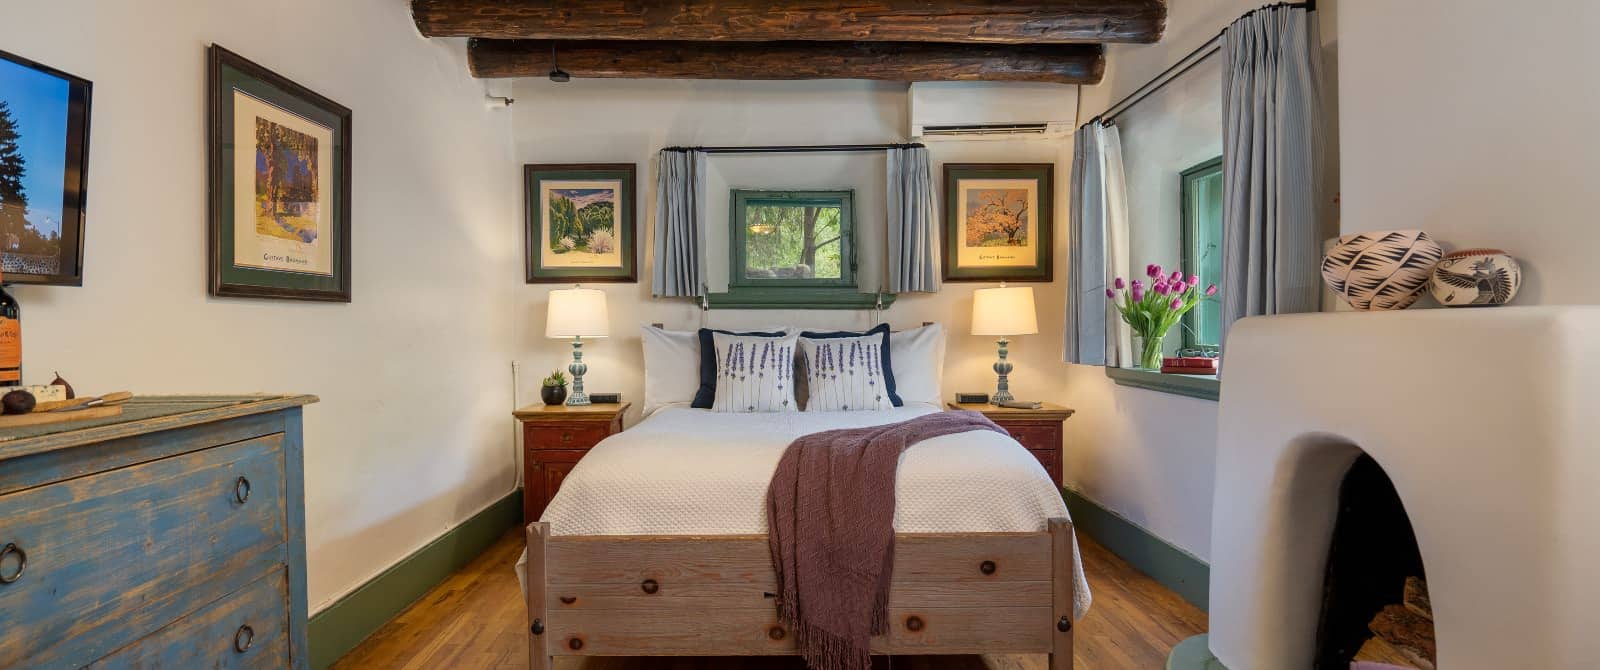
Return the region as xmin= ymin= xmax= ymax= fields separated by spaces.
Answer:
xmin=1171 ymin=270 xmax=1185 ymax=284
xmin=1169 ymin=297 xmax=1183 ymax=310
xmin=1105 ymin=288 xmax=1115 ymax=299
xmin=1114 ymin=277 xmax=1126 ymax=289
xmin=1189 ymin=274 xmax=1201 ymax=287
xmin=1131 ymin=284 xmax=1145 ymax=301
xmin=1147 ymin=264 xmax=1162 ymax=278
xmin=1153 ymin=281 xmax=1169 ymax=295
xmin=1205 ymin=284 xmax=1218 ymax=296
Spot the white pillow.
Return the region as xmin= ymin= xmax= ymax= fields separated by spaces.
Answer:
xmin=640 ymin=325 xmax=700 ymax=416
xmin=889 ymin=323 xmax=946 ymax=407
xmin=800 ymin=334 xmax=894 ymax=412
xmin=711 ymin=332 xmax=800 ymax=413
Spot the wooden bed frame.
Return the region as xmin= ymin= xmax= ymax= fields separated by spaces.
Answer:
xmin=524 ymin=518 xmax=1076 ymax=669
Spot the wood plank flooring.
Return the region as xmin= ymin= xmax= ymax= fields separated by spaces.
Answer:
xmin=333 ymin=530 xmax=1206 ymax=670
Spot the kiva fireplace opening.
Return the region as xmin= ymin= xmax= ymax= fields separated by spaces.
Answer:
xmin=1315 ymin=455 xmax=1436 ymax=670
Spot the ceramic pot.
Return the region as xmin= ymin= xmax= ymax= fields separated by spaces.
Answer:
xmin=1429 ymin=248 xmax=1522 ymax=307
xmin=540 ymin=384 xmax=568 ymax=406
xmin=1320 ymin=230 xmax=1444 ymax=310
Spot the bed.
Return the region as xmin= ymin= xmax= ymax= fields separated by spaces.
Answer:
xmin=518 ymin=402 xmax=1089 ymax=669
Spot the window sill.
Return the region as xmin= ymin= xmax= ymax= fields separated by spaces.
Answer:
xmin=704 ymin=288 xmax=895 ymax=310
xmin=1105 ymin=367 xmax=1220 ymax=401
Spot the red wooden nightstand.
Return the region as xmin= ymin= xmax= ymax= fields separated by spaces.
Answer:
xmin=513 ymin=402 xmax=629 ymax=522
xmin=947 ymin=401 xmax=1075 ymax=483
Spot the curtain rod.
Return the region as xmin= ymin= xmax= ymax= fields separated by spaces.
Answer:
xmin=1088 ymin=0 xmax=1315 ymax=128
xmin=662 ymin=143 xmax=924 ymax=155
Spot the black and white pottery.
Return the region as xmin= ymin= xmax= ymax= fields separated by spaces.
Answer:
xmin=1429 ymin=248 xmax=1522 ymax=307
xmin=1321 ymin=230 xmax=1444 ymax=310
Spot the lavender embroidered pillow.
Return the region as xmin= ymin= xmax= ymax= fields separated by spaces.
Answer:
xmin=799 ymin=334 xmax=893 ymax=412
xmin=710 ymin=332 xmax=800 ymax=413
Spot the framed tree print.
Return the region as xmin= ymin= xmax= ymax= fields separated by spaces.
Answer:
xmin=207 ymin=45 xmax=352 ymax=302
xmin=942 ymin=163 xmax=1054 ymax=282
xmin=524 ymin=163 xmax=637 ymax=283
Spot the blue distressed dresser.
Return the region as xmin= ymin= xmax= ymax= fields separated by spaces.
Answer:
xmin=0 ymin=395 xmax=317 ymax=669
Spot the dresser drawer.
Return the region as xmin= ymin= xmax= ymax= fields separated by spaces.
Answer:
xmin=88 ymin=567 xmax=290 ymax=669
xmin=525 ymin=423 xmax=612 ymax=450
xmin=0 ymin=435 xmax=288 ymax=667
xmin=1004 ymin=423 xmax=1062 ymax=452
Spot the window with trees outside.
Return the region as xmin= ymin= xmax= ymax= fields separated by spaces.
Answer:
xmin=1180 ymin=157 xmax=1224 ymax=354
xmin=727 ymin=191 xmax=856 ymax=304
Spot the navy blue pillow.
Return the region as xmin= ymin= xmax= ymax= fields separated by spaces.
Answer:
xmin=798 ymin=323 xmax=902 ymax=407
xmin=692 ymin=328 xmax=787 ymax=408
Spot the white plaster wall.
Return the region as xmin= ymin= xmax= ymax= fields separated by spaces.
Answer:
xmin=1338 ymin=0 xmax=1600 ymax=306
xmin=0 ymin=0 xmax=521 ymax=612
xmin=509 ymin=78 xmax=1082 ymax=488
xmin=1061 ymin=0 xmax=1342 ymax=561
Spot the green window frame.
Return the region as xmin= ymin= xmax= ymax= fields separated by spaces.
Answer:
xmin=1179 ymin=156 xmax=1224 ymax=354
xmin=710 ymin=190 xmax=889 ymax=309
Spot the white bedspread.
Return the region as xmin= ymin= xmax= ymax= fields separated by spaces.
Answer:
xmin=521 ymin=403 xmax=1090 ymax=617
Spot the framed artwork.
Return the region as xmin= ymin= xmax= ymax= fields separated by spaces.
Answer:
xmin=0 ymin=48 xmax=92 ymax=286
xmin=207 ymin=45 xmax=352 ymax=302
xmin=524 ymin=163 xmax=637 ymax=283
xmin=942 ymin=163 xmax=1054 ymax=282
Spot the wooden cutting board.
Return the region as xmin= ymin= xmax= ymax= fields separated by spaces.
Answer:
xmin=0 ymin=404 xmax=124 ymax=429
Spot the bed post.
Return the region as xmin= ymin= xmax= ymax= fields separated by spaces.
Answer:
xmin=526 ymin=521 xmax=552 ymax=670
xmin=1049 ymin=517 xmax=1076 ymax=670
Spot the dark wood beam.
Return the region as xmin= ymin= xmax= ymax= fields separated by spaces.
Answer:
xmin=417 ymin=0 xmax=1166 ymax=44
xmin=469 ymin=39 xmax=1105 ymax=84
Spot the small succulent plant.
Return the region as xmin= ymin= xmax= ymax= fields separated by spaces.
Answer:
xmin=542 ymin=370 xmax=568 ymax=387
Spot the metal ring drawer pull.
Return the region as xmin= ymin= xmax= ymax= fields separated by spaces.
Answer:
xmin=234 ymin=624 xmax=255 ymax=653
xmin=640 ymin=579 xmax=659 ymax=594
xmin=0 ymin=543 xmax=25 ymax=584
xmin=979 ymin=560 xmax=997 ymax=575
xmin=905 ymin=615 xmax=925 ymax=632
xmin=235 ymin=476 xmax=251 ymax=504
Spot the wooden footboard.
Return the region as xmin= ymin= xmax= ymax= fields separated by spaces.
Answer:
xmin=526 ymin=518 xmax=1076 ymax=669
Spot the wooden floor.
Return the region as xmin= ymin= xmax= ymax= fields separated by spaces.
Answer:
xmin=333 ymin=530 xmax=1206 ymax=670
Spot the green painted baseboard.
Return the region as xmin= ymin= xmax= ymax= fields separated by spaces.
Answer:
xmin=1062 ymin=487 xmax=1210 ymax=611
xmin=309 ymin=488 xmax=524 ymax=669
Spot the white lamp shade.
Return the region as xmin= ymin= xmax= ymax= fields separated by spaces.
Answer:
xmin=971 ymin=286 xmax=1038 ymax=336
xmin=546 ymin=288 xmax=610 ymax=338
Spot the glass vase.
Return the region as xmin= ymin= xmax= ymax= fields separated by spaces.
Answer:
xmin=1135 ymin=334 xmax=1165 ymax=371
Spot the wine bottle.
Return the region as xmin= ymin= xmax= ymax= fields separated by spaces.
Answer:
xmin=0 ymin=269 xmax=19 ymax=387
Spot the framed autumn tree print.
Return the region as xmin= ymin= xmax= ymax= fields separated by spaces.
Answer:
xmin=942 ymin=163 xmax=1053 ymax=282
xmin=207 ymin=45 xmax=352 ymax=302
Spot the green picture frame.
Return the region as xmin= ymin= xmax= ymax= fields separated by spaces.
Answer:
xmin=207 ymin=45 xmax=352 ymax=302
xmin=942 ymin=163 xmax=1054 ymax=283
xmin=524 ymin=163 xmax=637 ymax=283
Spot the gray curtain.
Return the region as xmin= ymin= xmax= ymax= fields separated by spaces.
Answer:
xmin=1219 ymin=5 xmax=1325 ymax=343
xmin=1064 ymin=124 xmax=1131 ymax=366
xmin=652 ymin=149 xmax=707 ymax=298
xmin=1065 ymin=124 xmax=1107 ymax=365
xmin=886 ymin=146 xmax=939 ymax=293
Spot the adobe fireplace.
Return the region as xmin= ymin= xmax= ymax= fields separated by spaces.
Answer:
xmin=1171 ymin=307 xmax=1600 ymax=670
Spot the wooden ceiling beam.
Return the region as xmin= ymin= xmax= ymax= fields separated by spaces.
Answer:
xmin=417 ymin=0 xmax=1166 ymax=44
xmin=469 ymin=39 xmax=1105 ymax=84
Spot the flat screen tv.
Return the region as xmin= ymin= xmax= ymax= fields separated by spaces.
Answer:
xmin=0 ymin=49 xmax=90 ymax=286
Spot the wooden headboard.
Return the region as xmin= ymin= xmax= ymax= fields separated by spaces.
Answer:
xmin=650 ymin=322 xmax=933 ymax=329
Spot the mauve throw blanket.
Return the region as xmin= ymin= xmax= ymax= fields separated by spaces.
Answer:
xmin=766 ymin=411 xmax=1009 ymax=670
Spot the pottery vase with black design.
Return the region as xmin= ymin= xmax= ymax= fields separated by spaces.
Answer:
xmin=1320 ymin=230 xmax=1444 ymax=311
xmin=540 ymin=384 xmax=568 ymax=406
xmin=1429 ymin=249 xmax=1522 ymax=307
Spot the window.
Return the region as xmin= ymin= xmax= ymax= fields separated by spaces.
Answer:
xmin=1180 ymin=157 xmax=1223 ymax=354
xmin=731 ymin=190 xmax=853 ymax=288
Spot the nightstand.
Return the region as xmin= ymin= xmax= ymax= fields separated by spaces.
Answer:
xmin=947 ymin=401 xmax=1075 ymax=482
xmin=513 ymin=402 xmax=629 ymax=522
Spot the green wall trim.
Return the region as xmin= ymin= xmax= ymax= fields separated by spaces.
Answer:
xmin=1105 ymin=367 xmax=1220 ymax=401
xmin=1063 ymin=487 xmax=1210 ymax=611
xmin=308 ymin=488 xmax=524 ymax=669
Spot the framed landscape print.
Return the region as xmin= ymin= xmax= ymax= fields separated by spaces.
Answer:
xmin=524 ymin=163 xmax=636 ymax=283
xmin=942 ymin=163 xmax=1054 ymax=282
xmin=207 ymin=45 xmax=351 ymax=302
xmin=0 ymin=48 xmax=91 ymax=286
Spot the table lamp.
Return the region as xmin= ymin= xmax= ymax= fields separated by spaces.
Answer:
xmin=971 ymin=285 xmax=1038 ymax=405
xmin=546 ymin=286 xmax=609 ymax=406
